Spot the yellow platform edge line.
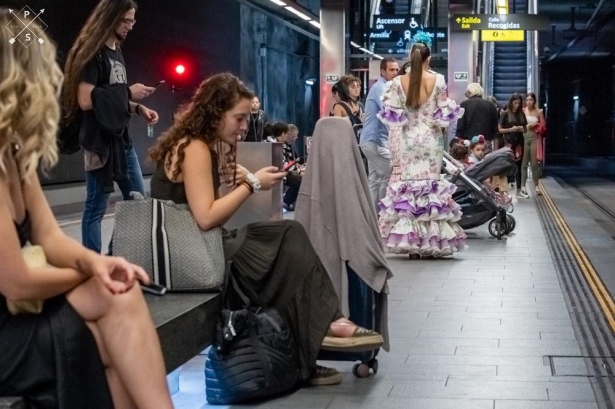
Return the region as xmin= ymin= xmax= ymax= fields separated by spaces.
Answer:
xmin=539 ymin=181 xmax=615 ymax=333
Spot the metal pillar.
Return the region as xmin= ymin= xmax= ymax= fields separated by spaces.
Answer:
xmin=319 ymin=0 xmax=347 ymax=117
xmin=527 ymin=0 xmax=540 ymax=96
xmin=482 ymin=0 xmax=495 ymax=96
xmin=448 ymin=0 xmax=475 ymax=103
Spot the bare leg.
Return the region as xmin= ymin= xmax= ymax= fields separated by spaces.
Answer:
xmin=67 ymin=277 xmax=173 ymax=409
xmin=86 ymin=321 xmax=137 ymax=409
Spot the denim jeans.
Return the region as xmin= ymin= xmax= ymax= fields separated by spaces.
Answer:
xmin=82 ymin=147 xmax=145 ymax=254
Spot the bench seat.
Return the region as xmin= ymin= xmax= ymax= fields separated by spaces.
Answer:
xmin=146 ymin=292 xmax=221 ymax=372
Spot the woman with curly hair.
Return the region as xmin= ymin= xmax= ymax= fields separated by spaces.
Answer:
xmin=148 ymin=72 xmax=385 ymax=388
xmin=0 ymin=8 xmax=172 ymax=409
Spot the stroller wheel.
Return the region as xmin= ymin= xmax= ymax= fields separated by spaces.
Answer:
xmin=488 ymin=219 xmax=506 ymax=238
xmin=507 ymin=203 xmax=514 ymax=213
xmin=506 ymin=215 xmax=516 ymax=233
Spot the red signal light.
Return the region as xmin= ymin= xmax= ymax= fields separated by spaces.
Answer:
xmin=175 ymin=64 xmax=185 ymax=75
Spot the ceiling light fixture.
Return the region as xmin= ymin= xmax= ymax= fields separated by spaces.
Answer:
xmin=350 ymin=41 xmax=361 ymax=48
xmin=285 ymin=6 xmax=311 ymax=21
xmin=309 ymin=20 xmax=321 ymax=29
xmin=269 ymin=0 xmax=287 ymax=5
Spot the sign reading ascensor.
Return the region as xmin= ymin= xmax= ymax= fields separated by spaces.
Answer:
xmin=372 ymin=14 xmax=422 ymax=30
xmin=451 ymin=14 xmax=550 ymax=31
xmin=5 ymin=6 xmax=48 ymax=47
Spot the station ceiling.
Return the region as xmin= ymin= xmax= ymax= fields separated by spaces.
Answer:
xmin=244 ymin=0 xmax=615 ymax=61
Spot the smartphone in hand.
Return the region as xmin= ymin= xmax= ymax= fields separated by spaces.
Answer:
xmin=152 ymin=80 xmax=166 ymax=88
xmin=141 ymin=282 xmax=167 ymax=296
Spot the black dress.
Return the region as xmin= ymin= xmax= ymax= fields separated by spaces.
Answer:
xmin=150 ymin=163 xmax=342 ymax=380
xmin=0 ymin=214 xmax=113 ymax=409
xmin=499 ymin=111 xmax=527 ymax=187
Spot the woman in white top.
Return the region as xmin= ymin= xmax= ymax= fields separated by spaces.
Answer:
xmin=522 ymin=92 xmax=546 ymax=196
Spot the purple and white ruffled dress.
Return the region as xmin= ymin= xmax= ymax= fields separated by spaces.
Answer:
xmin=376 ymin=75 xmax=466 ymax=257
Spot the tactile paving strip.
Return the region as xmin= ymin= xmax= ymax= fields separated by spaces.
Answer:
xmin=537 ymin=188 xmax=615 ymax=406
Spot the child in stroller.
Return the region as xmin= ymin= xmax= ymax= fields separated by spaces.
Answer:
xmin=450 ymin=139 xmax=513 ymax=210
xmin=444 ymin=147 xmax=518 ymax=238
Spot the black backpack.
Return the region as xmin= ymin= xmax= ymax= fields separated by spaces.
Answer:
xmin=334 ymin=102 xmax=364 ymax=145
xmin=57 ymin=53 xmax=106 ymax=155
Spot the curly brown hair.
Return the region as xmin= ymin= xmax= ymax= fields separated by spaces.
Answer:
xmin=149 ymin=73 xmax=254 ymax=182
xmin=61 ymin=0 xmax=138 ymax=121
xmin=450 ymin=144 xmax=469 ymax=161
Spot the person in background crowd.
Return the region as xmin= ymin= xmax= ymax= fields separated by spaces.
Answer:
xmin=148 ymin=72 xmax=385 ymax=388
xmin=456 ymin=83 xmax=499 ymax=155
xmin=331 ymin=76 xmax=367 ymax=172
xmin=360 ymin=58 xmax=399 ymax=210
xmin=244 ymin=96 xmax=267 ymax=142
xmin=331 ymin=76 xmax=364 ymax=120
xmin=499 ymin=93 xmax=528 ymax=199
xmin=343 ymin=75 xmax=363 ymax=106
xmin=61 ymin=0 xmax=159 ymax=254
xmin=469 ymin=135 xmax=486 ymax=164
xmin=521 ymin=92 xmax=546 ymax=196
xmin=263 ymin=122 xmax=289 ymax=144
xmin=282 ymin=124 xmax=304 ymax=211
xmin=450 ymin=143 xmax=471 ymax=166
xmin=263 ymin=122 xmax=303 ymax=211
xmin=330 ymin=82 xmax=343 ymax=107
xmin=0 ymin=9 xmax=173 ymax=408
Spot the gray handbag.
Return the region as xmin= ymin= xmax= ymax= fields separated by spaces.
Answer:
xmin=112 ymin=193 xmax=225 ymax=292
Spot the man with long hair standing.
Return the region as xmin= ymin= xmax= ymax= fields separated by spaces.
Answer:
xmin=61 ymin=0 xmax=159 ymax=253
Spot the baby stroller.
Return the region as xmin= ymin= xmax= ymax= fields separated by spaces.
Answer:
xmin=443 ymin=148 xmax=518 ymax=239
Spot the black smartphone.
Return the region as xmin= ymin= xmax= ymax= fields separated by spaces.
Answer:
xmin=153 ymin=80 xmax=166 ymax=88
xmin=141 ymin=282 xmax=167 ymax=296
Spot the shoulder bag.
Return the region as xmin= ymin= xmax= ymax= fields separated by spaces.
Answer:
xmin=112 ymin=193 xmax=225 ymax=292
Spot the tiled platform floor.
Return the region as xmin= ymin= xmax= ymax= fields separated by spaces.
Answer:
xmin=61 ymin=189 xmax=600 ymax=409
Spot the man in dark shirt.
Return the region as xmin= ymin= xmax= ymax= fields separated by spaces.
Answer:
xmin=244 ymin=96 xmax=267 ymax=142
xmin=62 ymin=0 xmax=159 ymax=253
xmin=456 ymin=83 xmax=499 ymax=154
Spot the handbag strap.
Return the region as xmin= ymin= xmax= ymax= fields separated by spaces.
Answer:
xmin=221 ymin=263 xmax=252 ymax=309
xmin=230 ymin=273 xmax=251 ymax=308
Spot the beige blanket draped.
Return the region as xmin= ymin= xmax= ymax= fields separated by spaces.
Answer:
xmin=295 ymin=117 xmax=393 ymax=351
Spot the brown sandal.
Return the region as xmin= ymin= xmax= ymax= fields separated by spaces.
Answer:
xmin=321 ymin=325 xmax=384 ymax=352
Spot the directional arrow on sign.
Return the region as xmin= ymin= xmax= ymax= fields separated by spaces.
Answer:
xmin=456 ymin=17 xmax=461 ymax=23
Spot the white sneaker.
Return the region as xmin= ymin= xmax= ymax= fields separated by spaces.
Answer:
xmin=535 ymin=187 xmax=542 ymax=196
xmin=516 ymin=190 xmax=530 ymax=199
